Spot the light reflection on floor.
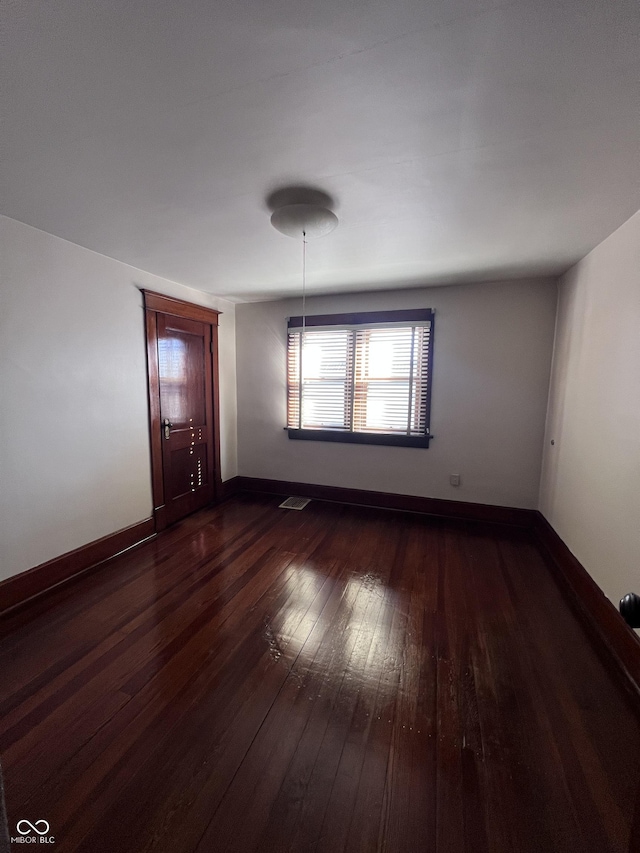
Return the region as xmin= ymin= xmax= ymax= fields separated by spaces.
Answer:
xmin=263 ymin=562 xmax=401 ymax=703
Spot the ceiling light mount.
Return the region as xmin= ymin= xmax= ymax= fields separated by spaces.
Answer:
xmin=270 ymin=203 xmax=338 ymax=239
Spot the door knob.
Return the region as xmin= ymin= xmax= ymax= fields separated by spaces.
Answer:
xmin=620 ymin=593 xmax=640 ymax=629
xmin=162 ymin=418 xmax=173 ymax=439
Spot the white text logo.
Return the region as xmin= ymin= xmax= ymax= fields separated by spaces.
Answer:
xmin=17 ymin=821 xmax=50 ymax=836
xmin=11 ymin=820 xmax=55 ymax=844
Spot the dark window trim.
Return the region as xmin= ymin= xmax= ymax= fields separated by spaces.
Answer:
xmin=287 ymin=428 xmax=432 ymax=448
xmin=287 ymin=308 xmax=434 ymax=449
xmin=287 ymin=308 xmax=433 ymax=328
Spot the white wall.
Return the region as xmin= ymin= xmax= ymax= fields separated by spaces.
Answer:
xmin=0 ymin=215 xmax=237 ymax=582
xmin=236 ymin=278 xmax=557 ymax=508
xmin=539 ymin=210 xmax=640 ymax=607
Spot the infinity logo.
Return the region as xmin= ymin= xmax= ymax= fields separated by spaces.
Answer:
xmin=17 ymin=820 xmax=50 ymax=835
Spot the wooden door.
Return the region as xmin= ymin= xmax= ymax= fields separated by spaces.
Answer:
xmin=143 ymin=291 xmax=221 ymax=530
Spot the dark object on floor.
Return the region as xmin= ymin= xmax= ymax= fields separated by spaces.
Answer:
xmin=620 ymin=593 xmax=640 ymax=628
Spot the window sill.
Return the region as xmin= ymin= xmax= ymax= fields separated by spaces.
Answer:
xmin=286 ymin=428 xmax=432 ymax=448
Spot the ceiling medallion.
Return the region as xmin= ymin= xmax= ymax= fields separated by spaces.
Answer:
xmin=270 ymin=203 xmax=338 ymax=239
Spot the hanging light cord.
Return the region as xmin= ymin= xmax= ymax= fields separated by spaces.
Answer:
xmin=302 ymin=230 xmax=307 ymax=338
xmin=298 ymin=230 xmax=307 ymax=430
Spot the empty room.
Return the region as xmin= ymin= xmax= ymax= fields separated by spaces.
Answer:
xmin=1 ymin=0 xmax=639 ymax=851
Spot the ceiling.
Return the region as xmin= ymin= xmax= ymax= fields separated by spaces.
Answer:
xmin=1 ymin=0 xmax=639 ymax=300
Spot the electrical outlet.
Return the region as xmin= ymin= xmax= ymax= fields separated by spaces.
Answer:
xmin=449 ymin=474 xmax=461 ymax=487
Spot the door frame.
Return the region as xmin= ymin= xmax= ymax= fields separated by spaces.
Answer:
xmin=142 ymin=289 xmax=222 ymax=532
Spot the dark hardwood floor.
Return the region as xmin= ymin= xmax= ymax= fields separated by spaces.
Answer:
xmin=1 ymin=495 xmax=639 ymax=852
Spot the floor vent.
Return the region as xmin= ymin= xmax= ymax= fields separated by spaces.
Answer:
xmin=279 ymin=497 xmax=311 ymax=510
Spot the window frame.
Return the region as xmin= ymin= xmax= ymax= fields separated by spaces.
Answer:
xmin=286 ymin=309 xmax=434 ymax=448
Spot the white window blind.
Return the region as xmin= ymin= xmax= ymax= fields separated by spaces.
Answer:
xmin=287 ymin=328 xmax=353 ymax=429
xmin=287 ymin=315 xmax=432 ymax=438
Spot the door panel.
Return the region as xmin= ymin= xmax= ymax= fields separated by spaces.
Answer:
xmin=158 ymin=314 xmax=214 ymax=525
xmin=145 ymin=298 xmax=220 ymax=530
xmin=168 ymin=443 xmax=209 ymax=499
xmin=158 ymin=319 xmax=207 ymax=427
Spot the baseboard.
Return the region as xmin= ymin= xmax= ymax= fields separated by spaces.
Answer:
xmin=234 ymin=476 xmax=535 ymax=528
xmin=220 ymin=477 xmax=241 ymax=500
xmin=533 ymin=511 xmax=640 ymax=703
xmin=0 ymin=518 xmax=156 ymax=615
xmin=7 ymin=489 xmax=637 ymax=706
xmin=233 ymin=478 xmax=640 ymax=700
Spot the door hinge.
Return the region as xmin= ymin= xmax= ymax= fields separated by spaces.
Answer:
xmin=210 ymin=341 xmax=215 ymax=353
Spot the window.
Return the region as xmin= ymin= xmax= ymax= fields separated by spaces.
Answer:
xmin=287 ymin=309 xmax=433 ymax=447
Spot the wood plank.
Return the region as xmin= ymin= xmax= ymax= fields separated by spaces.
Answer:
xmin=0 ymin=496 xmax=637 ymax=852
